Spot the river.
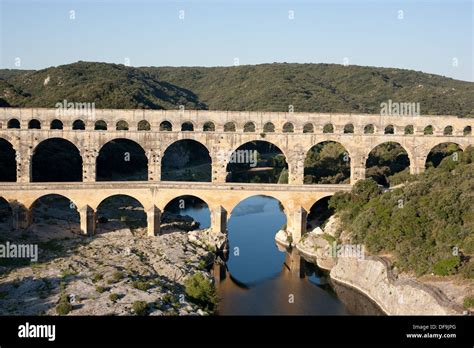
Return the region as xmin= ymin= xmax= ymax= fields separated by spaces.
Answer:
xmin=176 ymin=195 xmax=383 ymax=315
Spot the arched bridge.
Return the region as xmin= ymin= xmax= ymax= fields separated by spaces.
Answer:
xmin=0 ymin=107 xmax=472 ymax=241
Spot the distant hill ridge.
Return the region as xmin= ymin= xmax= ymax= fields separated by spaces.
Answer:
xmin=0 ymin=61 xmax=473 ymax=117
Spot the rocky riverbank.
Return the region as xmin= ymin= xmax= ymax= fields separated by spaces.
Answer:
xmin=276 ymin=215 xmax=471 ymax=315
xmin=0 ymin=212 xmax=224 ymax=316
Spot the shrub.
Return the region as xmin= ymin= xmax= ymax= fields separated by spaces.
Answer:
xmin=56 ymin=301 xmax=72 ymax=315
xmin=433 ymin=256 xmax=461 ymax=276
xmin=463 ymin=295 xmax=474 ymax=308
xmin=198 ymin=260 xmax=207 ymax=270
xmin=321 ymin=233 xmax=336 ymax=244
xmin=459 ymin=262 xmax=474 ymax=279
xmin=109 ymin=293 xmax=120 ymax=302
xmin=131 ymin=280 xmax=152 ymax=291
xmin=132 ymin=301 xmax=148 ymax=315
xmin=92 ymin=273 xmax=103 ymax=283
xmin=108 ymin=270 xmax=125 ymax=284
xmin=95 ymin=286 xmax=108 ymax=293
xmin=184 ymin=273 xmax=217 ymax=312
xmin=56 ymin=293 xmax=72 ymax=315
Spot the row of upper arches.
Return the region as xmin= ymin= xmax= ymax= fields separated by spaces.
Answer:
xmin=1 ymin=118 xmax=472 ymax=136
xmin=0 ymin=135 xmax=465 ymax=184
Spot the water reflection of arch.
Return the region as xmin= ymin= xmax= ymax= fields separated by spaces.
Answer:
xmin=226 ymin=194 xmax=287 ymax=222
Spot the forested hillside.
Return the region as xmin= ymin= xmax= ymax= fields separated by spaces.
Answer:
xmin=1 ymin=61 xmax=473 ymax=116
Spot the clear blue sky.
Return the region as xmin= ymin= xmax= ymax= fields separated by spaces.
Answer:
xmin=0 ymin=0 xmax=472 ymax=81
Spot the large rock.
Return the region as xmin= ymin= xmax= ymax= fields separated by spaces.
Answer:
xmin=330 ymin=256 xmax=464 ymax=315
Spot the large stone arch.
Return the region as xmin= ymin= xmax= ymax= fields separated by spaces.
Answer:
xmin=364 ymin=140 xmax=415 ymax=167
xmin=364 ymin=141 xmax=412 ymax=185
xmin=27 ymin=193 xmax=82 ymax=234
xmin=96 ymin=138 xmax=148 ymax=181
xmin=0 ymin=196 xmax=13 ymax=229
xmin=95 ymin=194 xmax=147 ymax=233
xmin=162 ymin=194 xmax=211 ymax=229
xmin=227 ymin=193 xmax=288 ymax=218
xmin=225 ymin=140 xmax=289 ymax=184
xmin=31 ymin=138 xmax=83 ymax=182
xmin=29 ymin=193 xmax=80 ymax=211
xmin=161 ymin=139 xmax=212 ymax=182
xmin=303 ymin=140 xmax=352 ymax=184
xmin=227 ymin=139 xmax=290 ymax=167
xmin=424 ymin=141 xmax=464 ymax=168
xmin=162 ymin=193 xmax=211 ymax=212
xmin=0 ymin=137 xmax=17 ymax=182
xmin=306 ymin=195 xmax=335 ymax=231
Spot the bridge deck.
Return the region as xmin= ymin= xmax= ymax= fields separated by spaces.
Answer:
xmin=0 ymin=181 xmax=352 ymax=192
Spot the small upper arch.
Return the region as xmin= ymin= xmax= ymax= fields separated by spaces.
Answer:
xmin=94 ymin=120 xmax=107 ymax=130
xmin=28 ymin=119 xmax=41 ymax=129
xmin=443 ymin=125 xmax=453 ymax=136
xmin=159 ymin=121 xmax=172 ymax=131
xmin=138 ymin=120 xmax=151 ymax=131
xmin=224 ymin=122 xmax=236 ymax=132
xmin=7 ymin=118 xmax=20 ymax=129
xmin=282 ymin=122 xmax=294 ymax=133
xmin=203 ymin=121 xmax=215 ymax=132
xmin=384 ymin=125 xmax=394 ymax=134
xmin=181 ymin=121 xmax=194 ymax=131
xmin=244 ymin=122 xmax=256 ymax=132
xmin=303 ymin=123 xmax=314 ymax=133
xmin=364 ymin=124 xmax=375 ymax=134
xmin=116 ymin=120 xmax=129 ymax=131
xmin=263 ymin=122 xmax=275 ymax=133
xmin=343 ymin=123 xmax=354 ymax=134
xmin=323 ymin=123 xmax=334 ymax=133
xmin=72 ymin=119 xmax=86 ymax=130
xmin=50 ymin=119 xmax=63 ymax=130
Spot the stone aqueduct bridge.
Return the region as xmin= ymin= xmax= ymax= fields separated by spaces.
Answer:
xmin=0 ymin=107 xmax=472 ymax=241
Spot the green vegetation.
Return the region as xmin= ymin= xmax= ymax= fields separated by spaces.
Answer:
xmin=433 ymin=256 xmax=461 ymax=276
xmin=132 ymin=300 xmax=148 ymax=315
xmin=131 ymin=280 xmax=152 ymax=291
xmin=2 ymin=61 xmax=472 ymax=116
xmin=95 ymin=285 xmax=108 ymax=293
xmin=91 ymin=273 xmax=103 ymax=283
xmin=329 ymin=146 xmax=474 ymax=276
xmin=109 ymin=293 xmax=120 ymax=302
xmin=108 ymin=270 xmax=125 ymax=284
xmin=227 ymin=141 xmax=288 ymax=183
xmin=56 ymin=287 xmax=72 ymax=315
xmin=463 ymin=295 xmax=474 ymax=308
xmin=304 ymin=141 xmax=350 ymax=184
xmin=60 ymin=268 xmax=77 ymax=279
xmin=365 ymin=142 xmax=410 ymax=186
xmin=184 ymin=273 xmax=217 ymax=312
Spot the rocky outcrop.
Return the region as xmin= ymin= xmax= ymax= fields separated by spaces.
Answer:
xmin=279 ymin=215 xmax=466 ymax=315
xmin=295 ymin=231 xmax=336 ymax=270
xmin=0 ymin=217 xmax=219 ymax=316
xmin=331 ymin=256 xmax=464 ymax=315
xmin=188 ymin=228 xmax=227 ymax=252
xmin=274 ymin=229 xmax=291 ymax=248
